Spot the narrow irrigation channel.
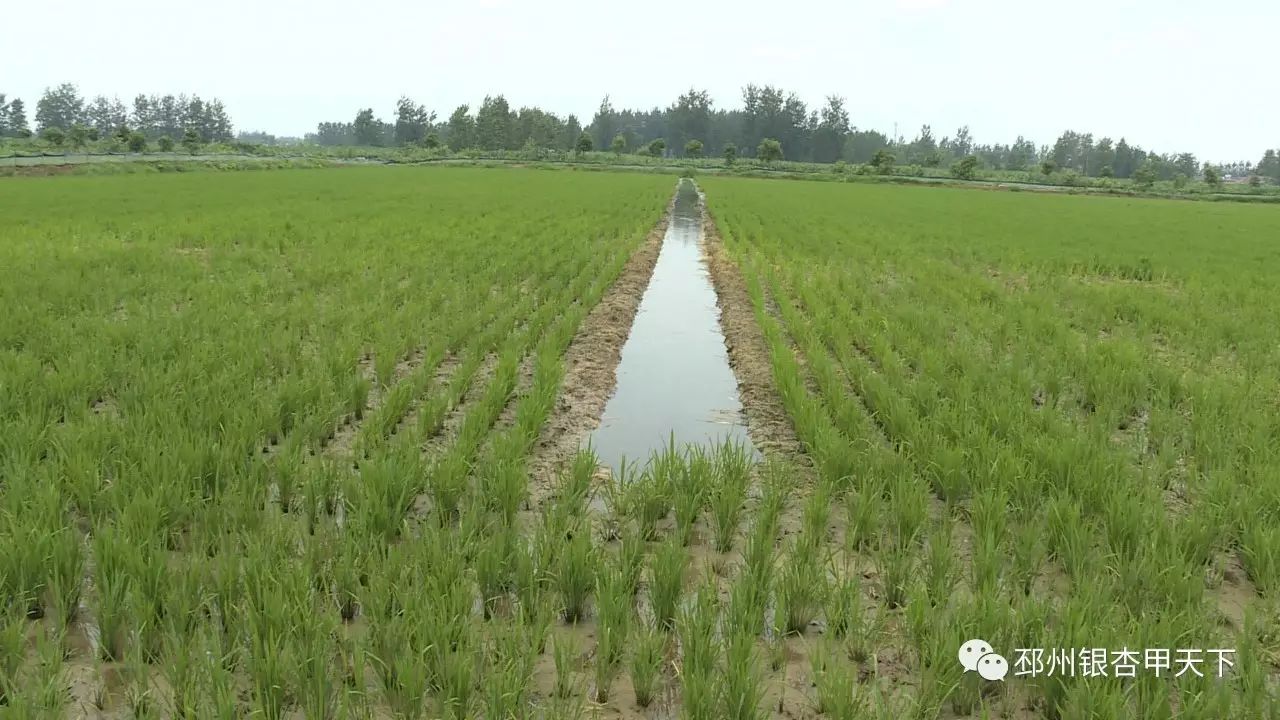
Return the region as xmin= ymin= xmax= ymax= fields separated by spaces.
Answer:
xmin=588 ymin=178 xmax=756 ymax=470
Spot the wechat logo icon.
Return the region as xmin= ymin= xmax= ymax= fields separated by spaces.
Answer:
xmin=959 ymin=638 xmax=1009 ymax=681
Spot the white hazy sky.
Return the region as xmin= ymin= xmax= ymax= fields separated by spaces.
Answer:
xmin=6 ymin=0 xmax=1275 ymax=161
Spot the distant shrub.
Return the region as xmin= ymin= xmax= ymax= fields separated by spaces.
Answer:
xmin=158 ymin=136 xmax=174 ymax=152
xmin=684 ymin=139 xmax=704 ymax=158
xmin=127 ymin=132 xmax=147 ymax=152
xmin=951 ymin=155 xmax=979 ymax=180
xmin=757 ymin=138 xmax=783 ymax=163
xmin=870 ymin=149 xmax=895 ymax=174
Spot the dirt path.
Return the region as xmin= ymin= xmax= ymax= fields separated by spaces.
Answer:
xmin=698 ymin=193 xmax=804 ymax=462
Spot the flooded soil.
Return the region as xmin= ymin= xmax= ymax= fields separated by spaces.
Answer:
xmin=587 ymin=179 xmax=755 ymax=470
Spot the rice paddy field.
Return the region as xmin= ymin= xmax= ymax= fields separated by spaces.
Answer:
xmin=2 ymin=166 xmax=1279 ymax=719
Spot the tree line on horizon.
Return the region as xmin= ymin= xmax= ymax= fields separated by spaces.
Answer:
xmin=0 ymin=84 xmax=233 ymax=146
xmin=4 ymin=83 xmax=1279 ymax=184
xmin=305 ymin=87 xmax=1276 ymax=183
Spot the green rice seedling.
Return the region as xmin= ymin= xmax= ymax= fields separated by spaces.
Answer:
xmin=811 ymin=638 xmax=862 ymax=718
xmin=93 ymin=529 xmax=133 ymax=662
xmin=849 ymin=604 xmax=884 ymax=668
xmin=924 ymin=518 xmax=956 ymax=608
xmin=710 ymin=439 xmax=753 ymax=553
xmin=122 ymin=641 xmax=155 ymax=720
xmin=799 ymin=479 xmax=834 ymax=550
xmin=631 ymin=466 xmax=673 ymax=542
xmin=350 ymin=453 xmax=416 ymax=542
xmin=510 ymin=540 xmax=544 ymax=626
xmin=297 ymin=609 xmax=338 ymax=720
xmin=163 ymin=629 xmax=203 ymax=720
xmin=742 ymin=500 xmax=780 ymax=599
xmin=1241 ymin=524 xmax=1280 ymax=596
xmin=598 ymin=463 xmax=628 ymax=541
xmin=437 ymin=646 xmax=478 ymax=720
xmin=552 ymin=632 xmax=580 ymax=700
xmin=777 ymin=539 xmax=827 ymax=635
xmin=480 ymin=457 xmax=528 ymax=529
xmin=726 ymin=564 xmax=770 ymax=638
xmin=428 ymin=452 xmax=469 ymax=526
xmin=845 ymin=478 xmax=883 ymax=552
xmin=563 ymin=447 xmax=599 ymax=514
xmin=594 ymin=566 xmax=631 ymax=702
xmin=650 ymin=534 xmax=689 ymax=630
xmin=677 ymin=581 xmax=720 ymax=680
xmin=721 ymin=630 xmax=766 ymax=720
xmin=4 ymin=520 xmax=49 ymax=620
xmin=970 ymin=526 xmax=1003 ymax=598
xmin=903 ymin=584 xmax=932 ymax=657
xmin=618 ymin=529 xmax=646 ymax=599
xmin=475 ymin=525 xmax=513 ymax=620
xmin=1045 ymin=492 xmax=1093 ymax=581
xmin=274 ymin=445 xmax=303 ymax=513
xmin=347 ymin=373 xmax=373 ymax=421
xmin=674 ymin=445 xmax=710 ymax=545
xmin=246 ymin=604 xmax=294 ymax=720
xmin=47 ymin=527 xmax=84 ymax=628
xmin=878 ymin=540 xmax=915 ymax=610
xmin=630 ymin=619 xmax=667 ymax=708
xmin=485 ymin=618 xmax=537 ymax=719
xmin=1009 ymin=519 xmax=1046 ymax=596
xmin=0 ymin=609 xmax=24 ymax=705
xmin=887 ymin=475 xmax=928 ymax=549
xmin=556 ymin=522 xmax=597 ymax=623
xmin=682 ymin=667 xmax=719 ymax=720
xmin=826 ymin=571 xmax=861 ymax=640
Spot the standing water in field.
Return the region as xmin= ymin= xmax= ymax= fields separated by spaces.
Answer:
xmin=588 ymin=179 xmax=756 ymax=470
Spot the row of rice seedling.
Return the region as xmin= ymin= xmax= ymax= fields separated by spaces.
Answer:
xmin=701 ymin=176 xmax=1280 ymax=717
xmin=0 ymin=166 xmax=678 ymax=715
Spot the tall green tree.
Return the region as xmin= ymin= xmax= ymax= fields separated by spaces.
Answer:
xmin=589 ymin=96 xmax=617 ymax=152
xmin=667 ymin=88 xmax=712 ymax=156
xmin=86 ymin=96 xmax=127 ymax=136
xmin=353 ymin=108 xmax=382 ymax=146
xmin=811 ymin=95 xmax=850 ymax=163
xmin=1133 ymin=159 xmax=1158 ymax=187
xmin=843 ymin=129 xmax=889 ymax=164
xmin=393 ymin=97 xmax=433 ymax=146
xmin=1203 ymin=163 xmax=1222 ymax=188
xmin=558 ymin=114 xmax=582 ymax=151
xmin=446 ymin=105 xmax=475 ymax=150
xmin=1258 ymin=149 xmax=1280 ymax=182
xmin=35 ymin=83 xmax=85 ymax=132
xmin=475 ymin=95 xmax=513 ymax=151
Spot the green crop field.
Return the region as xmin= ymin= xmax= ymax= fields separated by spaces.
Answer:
xmin=702 ymin=176 xmax=1280 ymax=717
xmin=2 ymin=166 xmax=1279 ymax=719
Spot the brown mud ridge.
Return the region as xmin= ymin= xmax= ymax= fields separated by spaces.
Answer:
xmin=698 ymin=193 xmax=804 ymax=462
xmin=527 ymin=193 xmax=674 ymax=503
